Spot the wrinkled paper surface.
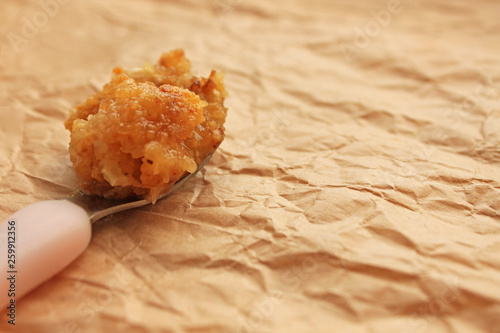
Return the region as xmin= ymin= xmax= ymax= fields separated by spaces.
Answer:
xmin=1 ymin=0 xmax=500 ymax=332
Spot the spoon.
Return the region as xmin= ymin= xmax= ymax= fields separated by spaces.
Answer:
xmin=0 ymin=154 xmax=213 ymax=308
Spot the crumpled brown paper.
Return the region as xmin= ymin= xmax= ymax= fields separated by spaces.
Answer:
xmin=1 ymin=0 xmax=500 ymax=332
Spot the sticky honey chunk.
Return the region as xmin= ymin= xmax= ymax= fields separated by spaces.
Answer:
xmin=65 ymin=50 xmax=227 ymax=201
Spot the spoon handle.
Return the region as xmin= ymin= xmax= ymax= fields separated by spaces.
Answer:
xmin=0 ymin=200 xmax=91 ymax=309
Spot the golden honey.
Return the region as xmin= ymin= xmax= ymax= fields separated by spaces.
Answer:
xmin=65 ymin=50 xmax=227 ymax=201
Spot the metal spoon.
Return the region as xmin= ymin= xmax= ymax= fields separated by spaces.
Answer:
xmin=0 ymin=154 xmax=213 ymax=308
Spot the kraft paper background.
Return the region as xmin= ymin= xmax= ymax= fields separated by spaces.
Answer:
xmin=0 ymin=0 xmax=499 ymax=332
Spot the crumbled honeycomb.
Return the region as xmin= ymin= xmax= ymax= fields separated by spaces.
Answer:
xmin=65 ymin=49 xmax=227 ymax=201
